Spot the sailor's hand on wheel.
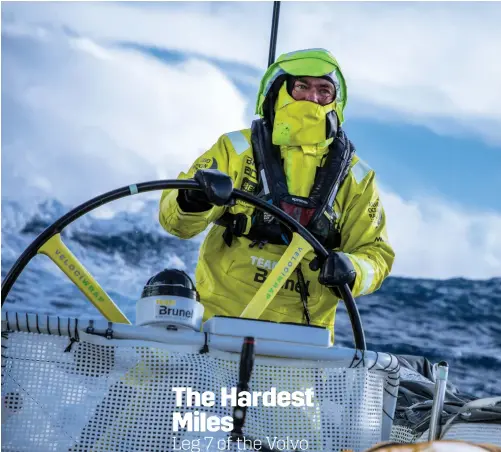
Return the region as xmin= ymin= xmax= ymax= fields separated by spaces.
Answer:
xmin=178 ymin=169 xmax=233 ymax=212
xmin=318 ymin=252 xmax=356 ymax=288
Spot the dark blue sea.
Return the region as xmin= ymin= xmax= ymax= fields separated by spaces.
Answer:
xmin=2 ymin=198 xmax=500 ymax=398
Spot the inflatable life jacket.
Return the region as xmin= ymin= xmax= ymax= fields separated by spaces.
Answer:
xmin=215 ymin=118 xmax=355 ymax=325
xmin=217 ymin=117 xmax=355 ymax=250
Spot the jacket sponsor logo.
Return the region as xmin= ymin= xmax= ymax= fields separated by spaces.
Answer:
xmin=254 ymin=268 xmax=310 ymax=296
xmin=250 ymin=256 xmax=278 ymax=270
xmin=242 ymin=156 xmax=258 ymax=192
xmin=194 ymin=158 xmax=217 ymax=170
xmin=374 ymin=237 xmax=384 ymax=242
xmin=55 ymin=249 xmax=105 ymax=302
xmin=367 ymin=200 xmax=382 ymax=227
xmin=244 ymin=165 xmax=257 ymax=179
xmin=241 ymin=177 xmax=257 ymax=193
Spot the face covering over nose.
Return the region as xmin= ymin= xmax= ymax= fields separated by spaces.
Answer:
xmin=272 ymin=83 xmax=336 ymax=148
xmin=271 ymin=84 xmax=337 ymax=197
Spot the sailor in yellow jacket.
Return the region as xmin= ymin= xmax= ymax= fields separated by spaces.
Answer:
xmin=159 ymin=48 xmax=395 ymax=341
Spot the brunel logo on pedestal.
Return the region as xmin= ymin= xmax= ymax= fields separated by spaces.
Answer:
xmin=156 ymin=300 xmax=194 ymax=319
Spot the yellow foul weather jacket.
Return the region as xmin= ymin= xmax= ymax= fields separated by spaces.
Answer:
xmin=159 ymin=128 xmax=395 ymax=340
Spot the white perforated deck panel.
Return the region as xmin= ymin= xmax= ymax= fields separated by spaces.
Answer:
xmin=2 ymin=314 xmax=399 ymax=452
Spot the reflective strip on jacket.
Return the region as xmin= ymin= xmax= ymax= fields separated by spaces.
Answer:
xmin=159 ymin=128 xmax=395 ymax=341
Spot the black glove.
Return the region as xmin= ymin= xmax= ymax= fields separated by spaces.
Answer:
xmin=178 ymin=169 xmax=233 ymax=212
xmin=318 ymin=252 xmax=356 ymax=289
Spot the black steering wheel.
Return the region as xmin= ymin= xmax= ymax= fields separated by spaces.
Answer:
xmin=1 ymin=180 xmax=366 ymax=350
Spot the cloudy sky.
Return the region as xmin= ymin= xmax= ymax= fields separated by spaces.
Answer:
xmin=2 ymin=1 xmax=501 ymax=279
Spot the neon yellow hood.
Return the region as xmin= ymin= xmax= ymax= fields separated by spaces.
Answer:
xmin=255 ymin=48 xmax=347 ymax=124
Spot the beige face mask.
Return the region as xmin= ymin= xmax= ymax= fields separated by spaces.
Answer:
xmin=272 ymin=83 xmax=336 ymax=148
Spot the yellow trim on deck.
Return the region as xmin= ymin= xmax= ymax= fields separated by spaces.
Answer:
xmin=38 ymin=234 xmax=131 ymax=324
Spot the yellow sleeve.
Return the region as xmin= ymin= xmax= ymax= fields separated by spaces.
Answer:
xmin=338 ymin=166 xmax=395 ymax=297
xmin=159 ymin=134 xmax=235 ymax=239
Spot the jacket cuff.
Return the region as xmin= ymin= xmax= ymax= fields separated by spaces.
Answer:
xmin=345 ymin=253 xmax=376 ymax=297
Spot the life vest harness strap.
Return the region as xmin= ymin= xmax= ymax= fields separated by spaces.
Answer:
xmin=216 ymin=118 xmax=355 ymax=250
